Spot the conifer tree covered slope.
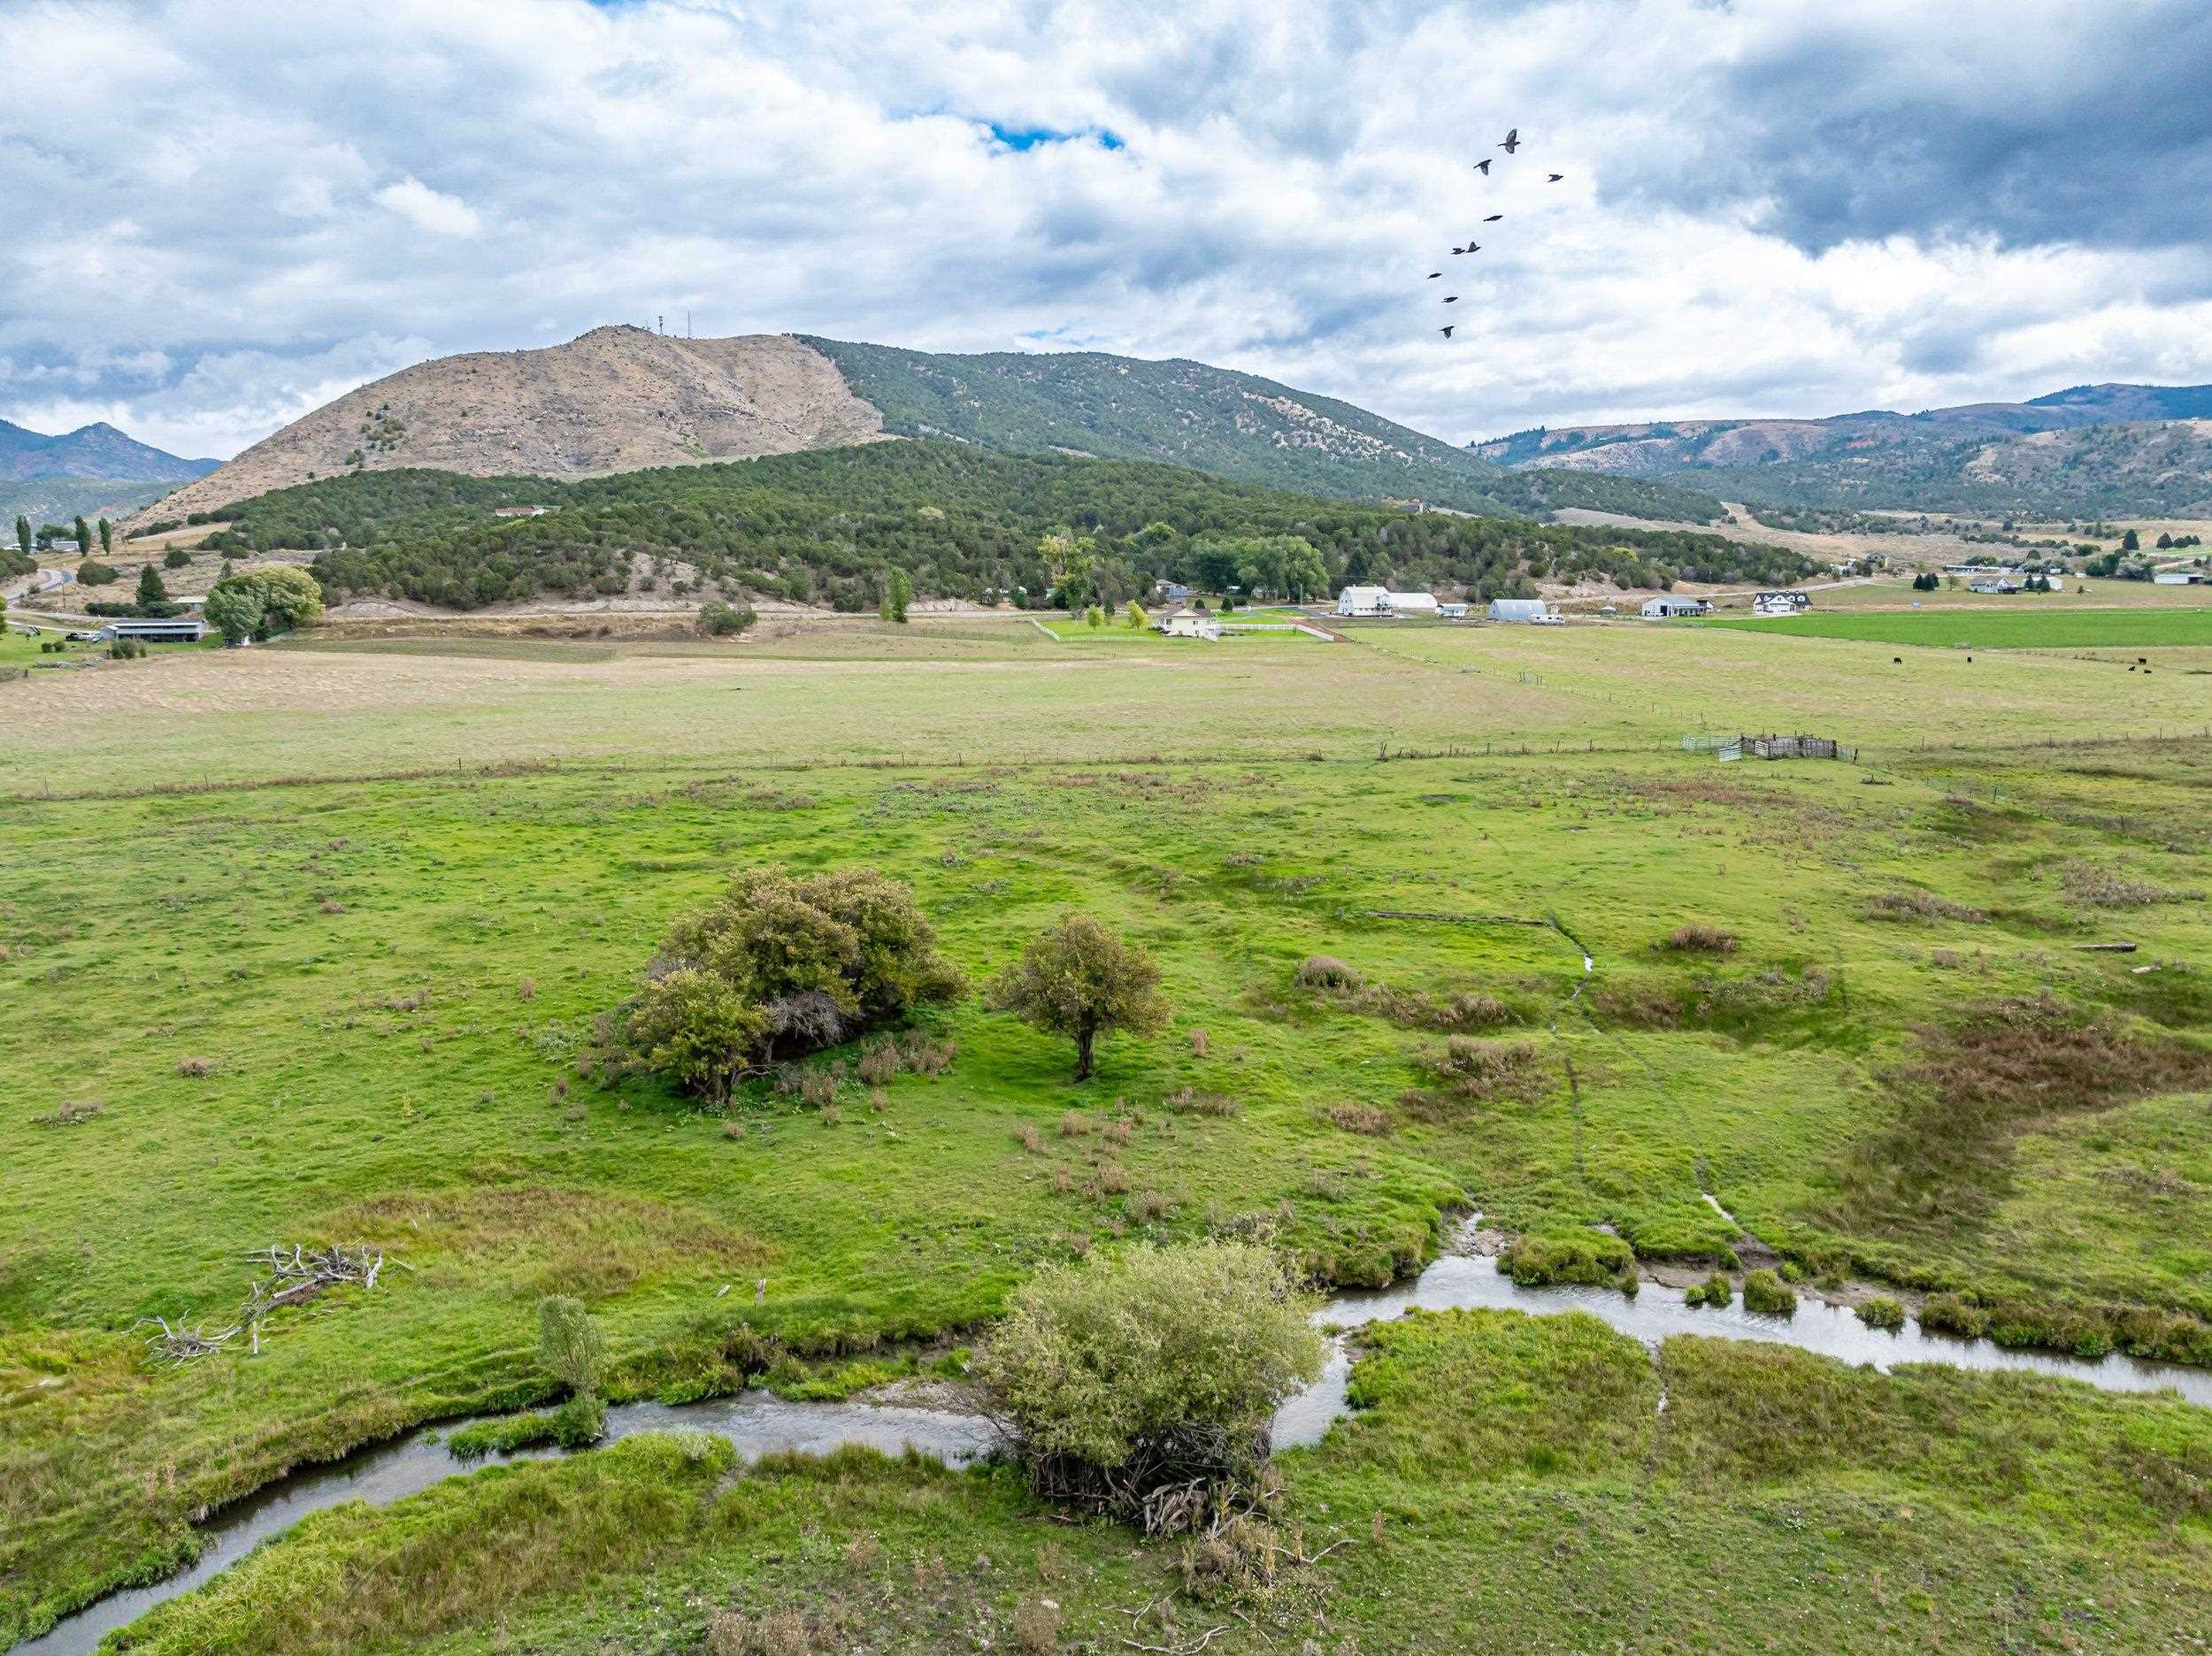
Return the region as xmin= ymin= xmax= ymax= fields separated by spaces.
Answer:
xmin=134 ymin=326 xmax=1729 ymax=531
xmin=194 ymin=441 xmax=1808 ymax=612
xmin=800 ymin=335 xmax=1728 ymax=523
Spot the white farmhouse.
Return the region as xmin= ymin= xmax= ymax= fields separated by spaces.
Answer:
xmin=1335 ymin=586 xmax=1440 ymax=617
xmin=1162 ymin=607 xmax=1221 ymax=640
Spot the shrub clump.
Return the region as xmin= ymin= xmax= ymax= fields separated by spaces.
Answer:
xmin=1660 ymin=924 xmax=1737 ymax=954
xmin=1740 ymin=1269 xmax=1796 ymax=1315
xmin=1855 ymin=1295 xmax=1907 ymax=1331
xmin=1294 ymin=954 xmax=1363 ymax=989
xmin=2060 ymin=862 xmax=2198 ymax=910
xmin=623 ymin=868 xmax=964 ymax=1103
xmin=1916 ymin=1292 xmax=1990 ymax=1339
xmin=1865 ymin=889 xmax=1988 ymax=924
xmin=978 ymin=1241 xmax=1324 ymax=1529
xmin=1686 ymin=1272 xmax=1732 ymax=1308
xmin=1432 ymin=1036 xmax=1547 ymax=1102
xmin=1502 ymin=1230 xmax=1636 ymax=1291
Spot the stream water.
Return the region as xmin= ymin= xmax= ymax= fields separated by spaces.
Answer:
xmin=19 ymin=1240 xmax=2212 ymax=1656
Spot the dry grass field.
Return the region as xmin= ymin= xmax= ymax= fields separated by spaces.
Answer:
xmin=5 ymin=614 xmax=2209 ymax=794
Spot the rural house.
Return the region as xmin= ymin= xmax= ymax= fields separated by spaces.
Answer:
xmin=1335 ymin=586 xmax=1440 ymax=618
xmin=1640 ymin=595 xmax=1709 ymax=618
xmin=1161 ymin=607 xmax=1220 ymax=640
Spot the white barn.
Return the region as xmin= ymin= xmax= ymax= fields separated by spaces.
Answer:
xmin=1335 ymin=586 xmax=1440 ymax=617
xmin=1641 ymin=596 xmax=1708 ymax=618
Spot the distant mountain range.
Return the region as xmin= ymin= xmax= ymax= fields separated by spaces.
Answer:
xmin=0 ymin=418 xmax=215 ymax=485
xmin=1471 ymin=384 xmax=2212 ymax=516
xmin=0 ymin=417 xmax=217 ymax=532
xmin=131 ymin=327 xmax=1726 ymax=528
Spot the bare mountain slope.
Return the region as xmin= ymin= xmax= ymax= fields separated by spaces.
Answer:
xmin=140 ymin=326 xmax=1729 ymax=528
xmin=144 ymin=328 xmax=887 ymax=522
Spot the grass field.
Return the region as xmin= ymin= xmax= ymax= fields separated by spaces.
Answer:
xmin=4 ymin=619 xmax=2210 ymax=1649
xmin=1704 ymin=605 xmax=2212 ymax=648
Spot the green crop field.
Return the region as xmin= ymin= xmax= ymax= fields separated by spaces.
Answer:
xmin=4 ymin=620 xmax=2210 ymax=1652
xmin=1704 ymin=604 xmax=2212 ymax=648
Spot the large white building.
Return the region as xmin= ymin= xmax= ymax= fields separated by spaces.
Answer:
xmin=1336 ymin=586 xmax=1440 ymax=617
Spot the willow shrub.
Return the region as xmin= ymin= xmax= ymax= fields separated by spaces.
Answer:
xmin=978 ymin=1242 xmax=1324 ymax=1526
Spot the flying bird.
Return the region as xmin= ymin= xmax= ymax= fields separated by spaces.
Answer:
xmin=1474 ymin=158 xmax=1492 ymax=175
xmin=1484 ymin=213 xmax=1502 ymax=222
xmin=1499 ymin=128 xmax=1520 ymax=153
xmin=1443 ymin=295 xmax=1458 ymax=303
xmin=1440 ymin=325 xmax=1455 ymax=338
xmin=1427 ymin=271 xmax=1441 ymax=278
xmin=1547 ymin=172 xmax=1564 ymax=182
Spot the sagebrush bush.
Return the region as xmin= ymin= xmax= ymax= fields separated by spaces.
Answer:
xmin=1326 ymin=1100 xmax=1390 ymax=1135
xmin=978 ymin=1241 xmax=1323 ymax=1525
xmin=1433 ymin=1036 xmax=1546 ymax=1101
xmin=1295 ymin=954 xmax=1363 ymax=989
xmin=1865 ymin=889 xmax=1988 ymax=924
xmin=1661 ymin=924 xmax=1737 ymax=954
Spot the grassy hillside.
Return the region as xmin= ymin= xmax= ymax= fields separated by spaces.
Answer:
xmin=803 ymin=335 xmax=1728 ymax=524
xmin=182 ymin=444 xmax=1805 ymax=610
xmin=0 ymin=477 xmax=176 ymax=531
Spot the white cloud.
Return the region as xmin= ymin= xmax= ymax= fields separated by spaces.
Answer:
xmin=0 ymin=0 xmax=2203 ymax=459
xmin=375 ymin=176 xmax=484 ymax=236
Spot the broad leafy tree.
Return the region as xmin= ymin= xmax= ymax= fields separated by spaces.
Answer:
xmin=988 ymin=913 xmax=1170 ymax=1081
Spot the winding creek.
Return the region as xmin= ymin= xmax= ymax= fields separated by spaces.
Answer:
xmin=19 ymin=1231 xmax=2212 ymax=1656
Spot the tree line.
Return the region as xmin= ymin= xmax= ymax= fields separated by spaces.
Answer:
xmin=185 ymin=442 xmax=1812 ymax=612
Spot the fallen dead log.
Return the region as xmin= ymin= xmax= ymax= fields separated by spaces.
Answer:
xmin=2077 ymin=942 xmax=2139 ymax=953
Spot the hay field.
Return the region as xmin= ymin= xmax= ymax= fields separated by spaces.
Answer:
xmin=7 ymin=614 xmax=2212 ymax=795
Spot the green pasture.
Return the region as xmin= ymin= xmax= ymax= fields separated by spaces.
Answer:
xmin=4 ymin=734 xmax=2210 ymax=1642
xmin=1703 ymin=605 xmax=2212 ymax=648
xmin=104 ymin=1312 xmax=2212 ymax=1655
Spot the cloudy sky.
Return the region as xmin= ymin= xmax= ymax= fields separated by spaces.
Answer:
xmin=4 ymin=0 xmax=2210 ymax=460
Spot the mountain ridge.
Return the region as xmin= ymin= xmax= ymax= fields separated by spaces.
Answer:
xmin=0 ymin=417 xmax=216 ymax=484
xmin=130 ymin=327 xmax=1724 ymax=528
xmin=1470 ymin=382 xmax=2212 ymax=514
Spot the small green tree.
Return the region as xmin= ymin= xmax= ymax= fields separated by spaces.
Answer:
xmin=13 ymin=516 xmax=27 ymax=562
xmin=1125 ymin=599 xmax=1148 ymax=629
xmin=2121 ymin=528 xmax=2140 ymax=552
xmin=73 ymin=516 xmax=90 ymax=555
xmin=97 ymin=518 xmax=112 ymax=557
xmin=988 ymin=914 xmax=1170 ymax=1081
xmin=135 ymin=564 xmax=171 ymax=613
xmin=698 ymin=597 xmax=757 ymax=637
xmin=1085 ymin=604 xmax=1104 ymax=628
xmin=537 ymin=1294 xmax=607 ymax=1396
xmin=978 ymin=1242 xmax=1324 ymax=1517
xmin=203 ymin=579 xmax=264 ymax=644
xmin=881 ymin=565 xmax=913 ymax=623
xmin=163 ymin=548 xmax=191 ymax=569
xmin=76 ymin=557 xmax=118 ymax=586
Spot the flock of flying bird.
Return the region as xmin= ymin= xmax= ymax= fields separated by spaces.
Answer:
xmin=1432 ymin=128 xmax=1563 ymax=338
